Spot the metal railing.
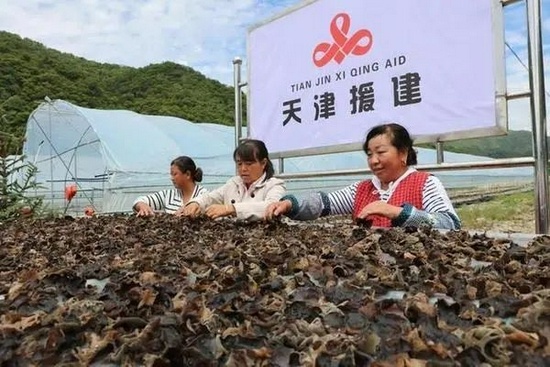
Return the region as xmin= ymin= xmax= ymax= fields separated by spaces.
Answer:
xmin=274 ymin=157 xmax=537 ymax=180
xmin=233 ymin=0 xmax=548 ymax=233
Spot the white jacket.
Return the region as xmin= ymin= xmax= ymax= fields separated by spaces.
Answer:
xmin=189 ymin=173 xmax=286 ymax=221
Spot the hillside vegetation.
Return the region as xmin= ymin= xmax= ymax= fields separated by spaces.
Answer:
xmin=420 ymin=130 xmax=540 ymax=159
xmin=0 ymin=31 xmax=540 ymax=159
xmin=0 ymin=31 xmax=240 ymax=142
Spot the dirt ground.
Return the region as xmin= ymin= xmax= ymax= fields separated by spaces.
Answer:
xmin=467 ymin=216 xmax=535 ymax=234
xmin=452 ymin=187 xmax=536 ymax=234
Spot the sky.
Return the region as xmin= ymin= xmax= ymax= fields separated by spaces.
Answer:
xmin=0 ymin=0 xmax=549 ymax=131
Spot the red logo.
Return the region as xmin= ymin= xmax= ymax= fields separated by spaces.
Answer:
xmin=313 ymin=13 xmax=373 ymax=67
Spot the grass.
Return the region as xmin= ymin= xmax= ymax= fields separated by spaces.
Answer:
xmin=456 ymin=191 xmax=535 ymax=233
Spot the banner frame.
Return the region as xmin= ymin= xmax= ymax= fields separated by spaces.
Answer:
xmin=246 ymin=0 xmax=508 ymax=159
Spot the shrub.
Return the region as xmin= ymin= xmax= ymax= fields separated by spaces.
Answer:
xmin=0 ymin=129 xmax=43 ymax=221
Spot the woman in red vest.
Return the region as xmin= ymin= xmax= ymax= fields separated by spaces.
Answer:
xmin=265 ymin=123 xmax=460 ymax=229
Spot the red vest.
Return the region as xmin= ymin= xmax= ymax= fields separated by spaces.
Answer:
xmin=352 ymin=171 xmax=430 ymax=227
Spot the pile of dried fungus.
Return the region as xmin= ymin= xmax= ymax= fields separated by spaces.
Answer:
xmin=0 ymin=215 xmax=549 ymax=366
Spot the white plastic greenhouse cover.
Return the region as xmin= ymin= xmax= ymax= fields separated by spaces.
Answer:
xmin=22 ymin=99 xmax=532 ymax=215
xmin=23 ymin=99 xmax=237 ymax=213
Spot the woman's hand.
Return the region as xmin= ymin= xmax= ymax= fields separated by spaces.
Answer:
xmin=174 ymin=205 xmax=188 ymax=217
xmin=135 ymin=202 xmax=155 ymax=217
xmin=357 ymin=200 xmax=402 ymax=220
xmin=265 ymin=200 xmax=292 ymax=220
xmin=205 ymin=204 xmax=235 ymax=219
xmin=179 ymin=202 xmax=202 ymax=217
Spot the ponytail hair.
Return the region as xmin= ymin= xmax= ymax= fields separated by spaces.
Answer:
xmin=171 ymin=156 xmax=203 ymax=182
xmin=193 ymin=167 xmax=203 ymax=182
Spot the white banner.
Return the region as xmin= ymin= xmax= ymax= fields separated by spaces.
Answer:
xmin=248 ymin=0 xmax=504 ymax=155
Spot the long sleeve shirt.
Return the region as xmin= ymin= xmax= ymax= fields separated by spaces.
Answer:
xmin=284 ymin=168 xmax=461 ymax=230
xmin=133 ymin=185 xmax=207 ymax=214
xmin=188 ymin=173 xmax=286 ymax=221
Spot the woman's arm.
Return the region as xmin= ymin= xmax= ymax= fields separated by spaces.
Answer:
xmin=188 ymin=183 xmax=226 ymax=210
xmin=392 ymin=176 xmax=461 ymax=229
xmin=133 ymin=190 xmax=168 ymax=212
xmin=282 ymin=182 xmax=360 ymax=220
xmin=233 ymin=179 xmax=286 ymax=221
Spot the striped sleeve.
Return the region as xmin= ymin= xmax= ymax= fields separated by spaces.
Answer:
xmin=285 ymin=182 xmax=359 ymax=220
xmin=394 ymin=176 xmax=461 ymax=230
xmin=422 ymin=176 xmax=457 ymax=216
xmin=327 ymin=182 xmax=359 ymax=215
xmin=133 ymin=190 xmax=169 ymax=212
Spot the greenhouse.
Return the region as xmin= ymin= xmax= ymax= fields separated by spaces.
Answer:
xmin=22 ymin=99 xmax=532 ymax=216
xmin=22 ymin=99 xmax=237 ymax=214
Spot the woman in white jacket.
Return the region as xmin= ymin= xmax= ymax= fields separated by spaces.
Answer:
xmin=181 ymin=139 xmax=285 ymax=221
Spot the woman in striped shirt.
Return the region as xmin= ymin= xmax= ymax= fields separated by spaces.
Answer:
xmin=265 ymin=123 xmax=460 ymax=230
xmin=133 ymin=156 xmax=208 ymax=216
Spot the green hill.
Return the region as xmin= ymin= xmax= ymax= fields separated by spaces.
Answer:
xmin=0 ymin=31 xmax=539 ymax=159
xmin=420 ymin=130 xmax=539 ymax=159
xmin=0 ymin=31 xmax=240 ymax=141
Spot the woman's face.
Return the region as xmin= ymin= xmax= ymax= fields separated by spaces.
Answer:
xmin=236 ymin=155 xmax=266 ymax=185
xmin=366 ymin=133 xmax=408 ymax=185
xmin=170 ymin=164 xmax=191 ymax=189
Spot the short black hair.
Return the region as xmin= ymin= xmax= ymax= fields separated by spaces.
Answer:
xmin=233 ymin=139 xmax=275 ymax=179
xmin=363 ymin=123 xmax=417 ymax=165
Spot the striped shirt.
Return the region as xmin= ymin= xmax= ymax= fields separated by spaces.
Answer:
xmin=284 ymin=168 xmax=460 ymax=230
xmin=329 ymin=169 xmax=457 ymax=216
xmin=133 ymin=185 xmax=207 ymax=214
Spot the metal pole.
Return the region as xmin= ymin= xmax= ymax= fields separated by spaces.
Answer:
xmin=233 ymin=57 xmax=243 ymax=149
xmin=436 ymin=141 xmax=444 ymax=164
xmin=278 ymin=157 xmax=285 ymax=175
xmin=240 ymin=80 xmax=249 ymax=138
xmin=501 ymin=0 xmax=524 ymax=6
xmin=47 ymin=103 xmax=54 ymax=208
xmin=526 ymin=0 xmax=549 ymax=233
xmin=506 ymin=90 xmax=531 ymax=100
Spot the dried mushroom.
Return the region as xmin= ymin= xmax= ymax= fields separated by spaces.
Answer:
xmin=0 ymin=215 xmax=549 ymax=366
